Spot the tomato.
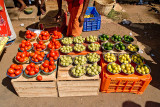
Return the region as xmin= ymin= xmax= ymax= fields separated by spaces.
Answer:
xmin=34 ymin=68 xmax=39 ymax=73
xmin=37 ymin=75 xmax=42 ymax=81
xmin=35 ymin=59 xmax=39 ymax=62
xmin=21 ymin=53 xmax=26 ymax=58
xmin=48 ymin=43 xmax=52 ymax=49
xmin=31 ymin=32 xmax=35 ymax=36
xmin=40 ymin=52 xmax=45 ymax=58
xmin=15 ymin=65 xmax=21 ymax=70
xmin=35 ymin=51 xmax=40 ymax=55
xmin=26 ymin=52 xmax=30 ymax=57
xmin=20 ymin=48 xmax=25 ymax=51
xmin=30 ymin=53 xmax=34 ymax=57
xmin=49 ymin=60 xmax=54 ymax=65
xmin=33 ymin=54 xmax=38 ymax=59
xmin=10 ymin=64 xmax=17 ymax=69
xmin=53 ymin=65 xmax=56 ymax=69
xmin=44 ymin=60 xmax=49 ymax=63
xmin=26 ymin=34 xmax=31 ymax=39
xmin=25 ymin=42 xmax=30 ymax=46
xmin=25 ymin=47 xmax=29 ymax=51
xmin=33 ymin=43 xmax=38 ymax=47
xmin=50 ymin=52 xmax=55 ymax=57
xmin=55 ymin=50 xmax=59 ymax=54
xmin=42 ymin=36 xmax=47 ymax=40
xmin=10 ymin=74 xmax=16 ymax=77
xmin=29 ymin=71 xmax=35 ymax=75
xmin=8 ymin=68 xmax=15 ymax=74
xmin=30 ymin=63 xmax=35 ymax=68
xmin=40 ymin=65 xmax=44 ymax=70
xmin=21 ymin=43 xmax=25 ymax=48
xmin=25 ymin=70 xmax=29 ymax=75
xmin=39 ymin=41 xmax=44 ymax=45
xmin=54 ymin=56 xmax=58 ymax=60
xmin=36 ymin=44 xmax=41 ymax=49
xmin=22 ymin=40 xmax=26 ymax=44
xmin=17 ymin=52 xmax=22 ymax=56
xmin=19 ymin=65 xmax=23 ymax=70
xmin=26 ymin=30 xmax=31 ymax=35
xmin=35 ymin=65 xmax=39 ymax=69
xmin=15 ymin=70 xmax=21 ymax=76
xmin=48 ymin=66 xmax=54 ymax=71
xmin=55 ymin=45 xmax=60 ymax=49
xmin=41 ymin=45 xmax=46 ymax=50
xmin=44 ymin=68 xmax=49 ymax=73
xmin=16 ymin=55 xmax=21 ymax=61
xmin=41 ymin=31 xmax=45 ymax=35
xmin=37 ymin=55 xmax=43 ymax=61
xmin=49 ymin=57 xmax=54 ymax=61
xmin=42 ymin=63 xmax=49 ymax=68
xmin=19 ymin=58 xmax=24 ymax=62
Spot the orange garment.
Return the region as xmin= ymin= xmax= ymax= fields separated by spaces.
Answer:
xmin=66 ymin=2 xmax=83 ymax=37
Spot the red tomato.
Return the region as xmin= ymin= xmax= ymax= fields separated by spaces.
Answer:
xmin=34 ymin=68 xmax=39 ymax=73
xmin=29 ymin=71 xmax=35 ymax=75
xmin=41 ymin=45 xmax=46 ymax=50
xmin=35 ymin=59 xmax=39 ymax=62
xmin=47 ymin=54 xmax=50 ymax=58
xmin=17 ymin=52 xmax=22 ymax=56
xmin=37 ymin=75 xmax=42 ymax=81
xmin=25 ymin=70 xmax=29 ymax=75
xmin=8 ymin=68 xmax=15 ymax=74
xmin=15 ymin=70 xmax=21 ymax=76
xmin=16 ymin=55 xmax=21 ymax=61
xmin=33 ymin=43 xmax=38 ymax=47
xmin=21 ymin=53 xmax=26 ymax=58
xmin=35 ymin=51 xmax=40 ymax=55
xmin=21 ymin=43 xmax=25 ymax=48
xmin=39 ymin=41 xmax=44 ymax=45
xmin=37 ymin=55 xmax=43 ymax=61
xmin=44 ymin=68 xmax=49 ymax=73
xmin=19 ymin=58 xmax=24 ymax=62
xmin=48 ymin=43 xmax=52 ymax=49
xmin=26 ymin=34 xmax=31 ymax=39
xmin=25 ymin=47 xmax=29 ymax=51
xmin=33 ymin=54 xmax=38 ymax=59
xmin=44 ymin=60 xmax=49 ymax=64
xmin=10 ymin=64 xmax=17 ymax=69
xmin=22 ymin=40 xmax=26 ymax=44
xmin=53 ymin=65 xmax=56 ymax=69
xmin=36 ymin=44 xmax=41 ymax=49
xmin=25 ymin=42 xmax=30 ymax=46
xmin=10 ymin=74 xmax=16 ymax=77
xmin=49 ymin=57 xmax=54 ymax=61
xmin=54 ymin=56 xmax=58 ymax=60
xmin=15 ymin=65 xmax=21 ymax=70
xmin=55 ymin=45 xmax=60 ymax=49
xmin=50 ymin=52 xmax=55 ymax=57
xmin=42 ymin=62 xmax=49 ymax=68
xmin=40 ymin=52 xmax=45 ymax=58
xmin=26 ymin=65 xmax=31 ymax=71
xmin=40 ymin=65 xmax=44 ymax=70
xmin=26 ymin=30 xmax=31 ymax=35
xmin=49 ymin=60 xmax=54 ymax=65
xmin=48 ymin=66 xmax=54 ymax=71
xmin=19 ymin=65 xmax=23 ymax=70
xmin=30 ymin=53 xmax=34 ymax=57
xmin=30 ymin=63 xmax=35 ymax=68
xmin=35 ymin=65 xmax=39 ymax=69
xmin=41 ymin=31 xmax=45 ymax=35
xmin=26 ymin=52 xmax=30 ymax=57
xmin=31 ymin=32 xmax=35 ymax=36
xmin=42 ymin=36 xmax=47 ymax=40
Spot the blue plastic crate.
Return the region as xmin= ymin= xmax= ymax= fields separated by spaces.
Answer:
xmin=83 ymin=7 xmax=101 ymax=32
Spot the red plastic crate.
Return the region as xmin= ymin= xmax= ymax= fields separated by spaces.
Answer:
xmin=100 ymin=55 xmax=152 ymax=94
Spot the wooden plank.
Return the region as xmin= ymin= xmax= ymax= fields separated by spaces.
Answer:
xmin=18 ymin=92 xmax=57 ymax=97
xmin=57 ymin=80 xmax=100 ymax=87
xmin=58 ymin=86 xmax=99 ymax=91
xmin=59 ymin=91 xmax=99 ymax=97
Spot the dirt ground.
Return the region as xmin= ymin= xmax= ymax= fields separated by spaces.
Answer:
xmin=0 ymin=4 xmax=160 ymax=107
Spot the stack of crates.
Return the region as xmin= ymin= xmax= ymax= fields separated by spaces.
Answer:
xmin=100 ymin=55 xmax=152 ymax=94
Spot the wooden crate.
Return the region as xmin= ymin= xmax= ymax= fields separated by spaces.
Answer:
xmin=11 ymin=63 xmax=58 ymax=97
xmin=57 ymin=55 xmax=100 ymax=97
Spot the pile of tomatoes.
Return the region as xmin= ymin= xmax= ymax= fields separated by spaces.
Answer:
xmin=46 ymin=50 xmax=59 ymax=61
xmin=47 ymin=38 xmax=61 ymax=50
xmin=30 ymin=51 xmax=45 ymax=62
xmin=40 ymin=60 xmax=56 ymax=73
xmin=16 ymin=51 xmax=30 ymax=63
xmin=7 ymin=64 xmax=23 ymax=77
xmin=25 ymin=63 xmax=40 ymax=76
xmin=19 ymin=40 xmax=32 ymax=51
xmin=33 ymin=41 xmax=46 ymax=51
xmin=25 ymin=30 xmax=37 ymax=39
xmin=39 ymin=31 xmax=50 ymax=40
xmin=51 ymin=31 xmax=63 ymax=39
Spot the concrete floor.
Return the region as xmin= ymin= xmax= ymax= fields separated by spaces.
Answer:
xmin=0 ymin=5 xmax=160 ymax=107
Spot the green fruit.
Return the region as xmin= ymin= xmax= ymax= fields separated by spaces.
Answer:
xmin=121 ymin=46 xmax=125 ymax=50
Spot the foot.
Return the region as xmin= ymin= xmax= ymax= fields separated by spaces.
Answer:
xmin=18 ymin=4 xmax=26 ymax=11
xmin=40 ymin=9 xmax=46 ymax=15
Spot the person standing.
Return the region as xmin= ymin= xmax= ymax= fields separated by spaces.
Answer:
xmin=56 ymin=0 xmax=89 ymax=37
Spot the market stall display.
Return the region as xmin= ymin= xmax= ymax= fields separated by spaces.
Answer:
xmin=8 ymin=29 xmax=152 ymax=97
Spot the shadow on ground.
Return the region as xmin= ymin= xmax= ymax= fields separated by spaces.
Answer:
xmin=2 ymin=77 xmax=18 ymax=96
xmin=123 ymin=101 xmax=160 ymax=107
xmin=120 ymin=23 xmax=160 ymax=90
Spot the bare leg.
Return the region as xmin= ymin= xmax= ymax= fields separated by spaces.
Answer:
xmin=40 ymin=0 xmax=46 ymax=15
xmin=17 ymin=0 xmax=26 ymax=11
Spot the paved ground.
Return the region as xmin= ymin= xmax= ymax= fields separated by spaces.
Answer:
xmin=0 ymin=4 xmax=160 ymax=107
